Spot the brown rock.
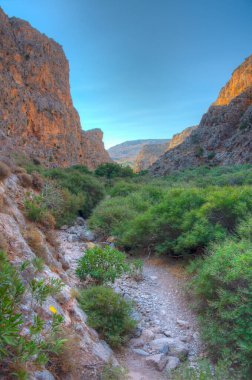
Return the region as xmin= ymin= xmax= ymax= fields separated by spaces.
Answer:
xmin=150 ymin=55 xmax=252 ymax=175
xmin=0 ymin=7 xmax=111 ymax=169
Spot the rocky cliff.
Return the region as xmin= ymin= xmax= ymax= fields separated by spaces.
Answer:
xmin=108 ymin=139 xmax=170 ymax=167
xmin=0 ymin=8 xmax=111 ymax=169
xmin=150 ymin=55 xmax=252 ymax=175
xmin=134 ymin=127 xmax=195 ymax=172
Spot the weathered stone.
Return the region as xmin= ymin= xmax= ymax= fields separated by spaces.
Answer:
xmin=150 ymin=56 xmax=252 ymax=175
xmin=149 ymin=338 xmax=169 ymax=354
xmin=132 ymin=348 xmax=149 ymax=356
xmin=165 ymin=356 xmax=181 ymax=371
xmin=33 ymin=370 xmax=55 ymax=380
xmin=141 ymin=328 xmax=155 ymax=342
xmin=130 ymin=337 xmax=145 ymax=348
xmin=165 ymin=338 xmax=189 ymax=360
xmin=0 ymin=8 xmax=111 ymax=169
xmin=146 ymin=353 xmax=168 ymax=371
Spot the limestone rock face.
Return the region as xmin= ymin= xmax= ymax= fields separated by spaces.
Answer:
xmin=134 ymin=127 xmax=195 ymax=172
xmin=0 ymin=7 xmax=111 ymax=169
xmin=108 ymin=139 xmax=170 ymax=167
xmin=150 ymin=55 xmax=252 ymax=175
xmin=134 ymin=143 xmax=168 ymax=172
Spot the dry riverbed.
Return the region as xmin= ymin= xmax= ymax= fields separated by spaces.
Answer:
xmin=58 ymin=219 xmax=203 ymax=379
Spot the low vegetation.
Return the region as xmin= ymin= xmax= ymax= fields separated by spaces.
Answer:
xmin=0 ymin=161 xmax=10 ymax=180
xmin=76 ymin=245 xmax=130 ymax=284
xmin=0 ymin=251 xmax=66 ymax=378
xmin=78 ymin=285 xmax=136 ymax=347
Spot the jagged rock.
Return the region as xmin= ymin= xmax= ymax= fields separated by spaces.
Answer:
xmin=165 ymin=338 xmax=189 ymax=360
xmin=165 ymin=356 xmax=181 ymax=371
xmin=132 ymin=348 xmax=150 ymax=356
xmin=108 ymin=139 xmax=170 ymax=167
xmin=130 ymin=337 xmax=145 ymax=348
xmin=146 ymin=353 xmax=168 ymax=371
xmin=32 ymin=370 xmax=55 ymax=380
xmin=150 ymin=56 xmax=252 ymax=175
xmin=0 ymin=7 xmax=111 ymax=169
xmin=149 ymin=338 xmax=169 ymax=354
xmin=141 ymin=328 xmax=155 ymax=342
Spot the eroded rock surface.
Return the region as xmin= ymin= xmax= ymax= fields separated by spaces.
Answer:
xmin=150 ymin=55 xmax=252 ymax=175
xmin=0 ymin=7 xmax=111 ymax=169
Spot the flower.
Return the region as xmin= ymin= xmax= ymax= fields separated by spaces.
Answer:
xmin=49 ymin=305 xmax=57 ymax=314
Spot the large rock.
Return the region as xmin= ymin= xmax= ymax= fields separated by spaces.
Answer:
xmin=146 ymin=353 xmax=168 ymax=371
xmin=0 ymin=7 xmax=111 ymax=169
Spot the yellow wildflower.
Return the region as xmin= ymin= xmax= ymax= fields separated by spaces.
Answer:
xmin=49 ymin=305 xmax=57 ymax=314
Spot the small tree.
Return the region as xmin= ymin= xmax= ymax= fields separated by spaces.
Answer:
xmin=76 ymin=245 xmax=129 ymax=284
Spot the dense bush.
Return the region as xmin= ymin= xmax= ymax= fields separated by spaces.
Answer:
xmin=95 ymin=162 xmax=134 ymax=179
xmin=42 ymin=167 xmax=105 ymax=218
xmin=0 ymin=252 xmax=66 ymax=378
xmin=76 ymin=246 xmax=129 ymax=284
xmin=78 ymin=286 xmax=136 ymax=347
xmin=188 ymin=239 xmax=252 ymax=378
xmin=90 ymin=186 xmax=252 ymax=256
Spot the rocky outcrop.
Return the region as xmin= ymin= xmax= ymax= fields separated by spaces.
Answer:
xmin=134 ymin=143 xmax=168 ymax=172
xmin=0 ymin=7 xmax=111 ymax=169
xmin=150 ymin=55 xmax=252 ymax=175
xmin=108 ymin=139 xmax=170 ymax=167
xmin=135 ymin=127 xmax=195 ymax=172
xmin=0 ymin=173 xmax=117 ymax=379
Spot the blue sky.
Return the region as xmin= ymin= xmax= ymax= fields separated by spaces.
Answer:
xmin=1 ymin=0 xmax=252 ymax=148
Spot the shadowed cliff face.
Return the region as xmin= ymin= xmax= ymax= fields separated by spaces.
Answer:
xmin=150 ymin=56 xmax=252 ymax=175
xmin=0 ymin=8 xmax=111 ymax=169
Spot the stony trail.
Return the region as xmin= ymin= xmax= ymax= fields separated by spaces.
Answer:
xmin=115 ymin=257 xmax=202 ymax=379
xmin=57 ymin=220 xmax=203 ymax=379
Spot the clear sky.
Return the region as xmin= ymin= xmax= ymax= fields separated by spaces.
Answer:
xmin=1 ymin=0 xmax=252 ymax=148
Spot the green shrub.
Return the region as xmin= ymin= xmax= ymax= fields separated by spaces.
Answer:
xmin=95 ymin=162 xmax=134 ymax=179
xmin=90 ymin=185 xmax=252 ymax=256
xmin=172 ymin=359 xmax=236 ymax=380
xmin=43 ymin=167 xmax=105 ymax=217
xmin=76 ymin=245 xmax=129 ymax=284
xmin=78 ymin=286 xmax=136 ymax=347
xmin=0 ymin=252 xmax=66 ymax=377
xmin=188 ymin=239 xmax=252 ymax=377
xmin=109 ymin=180 xmax=139 ymax=197
xmin=101 ymin=363 xmax=128 ymax=380
xmin=24 ymin=196 xmax=46 ymax=223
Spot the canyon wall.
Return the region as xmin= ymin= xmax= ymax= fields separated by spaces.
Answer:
xmin=0 ymin=8 xmax=111 ymax=169
xmin=150 ymin=55 xmax=252 ymax=175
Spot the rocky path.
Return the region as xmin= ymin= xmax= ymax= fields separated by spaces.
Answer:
xmin=115 ymin=257 xmax=202 ymax=379
xmin=57 ymin=219 xmax=203 ymax=379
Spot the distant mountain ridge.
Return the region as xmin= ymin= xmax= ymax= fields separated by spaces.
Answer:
xmin=108 ymin=139 xmax=170 ymax=167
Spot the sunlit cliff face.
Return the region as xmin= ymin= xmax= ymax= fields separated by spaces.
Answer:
xmin=214 ymin=56 xmax=252 ymax=106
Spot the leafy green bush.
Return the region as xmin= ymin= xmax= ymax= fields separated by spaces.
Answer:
xmin=109 ymin=180 xmax=139 ymax=197
xmin=188 ymin=239 xmax=252 ymax=377
xmin=76 ymin=245 xmax=129 ymax=284
xmin=43 ymin=167 xmax=105 ymax=217
xmin=95 ymin=162 xmax=134 ymax=179
xmin=0 ymin=252 xmax=66 ymax=378
xmin=172 ymin=359 xmax=236 ymax=380
xmin=90 ymin=185 xmax=252 ymax=256
xmin=78 ymin=286 xmax=136 ymax=347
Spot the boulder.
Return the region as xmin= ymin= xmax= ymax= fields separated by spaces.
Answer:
xmin=165 ymin=356 xmax=181 ymax=371
xmin=146 ymin=354 xmax=168 ymax=371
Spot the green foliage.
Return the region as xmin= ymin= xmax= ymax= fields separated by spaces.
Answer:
xmin=188 ymin=239 xmax=252 ymax=377
xmin=0 ymin=252 xmax=65 ymax=377
xmin=90 ymin=185 xmax=252 ymax=256
xmin=29 ymin=277 xmax=64 ymax=306
xmin=172 ymin=359 xmax=236 ymax=380
xmin=101 ymin=363 xmax=128 ymax=380
xmin=95 ymin=162 xmax=134 ymax=179
xmin=76 ymin=245 xmax=129 ymax=284
xmin=78 ymin=286 xmax=136 ymax=347
xmin=24 ymin=195 xmax=46 ymax=222
xmin=43 ymin=166 xmax=105 ymax=217
xmin=109 ymin=180 xmax=140 ymax=197
xmin=129 ymin=258 xmax=144 ymax=281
